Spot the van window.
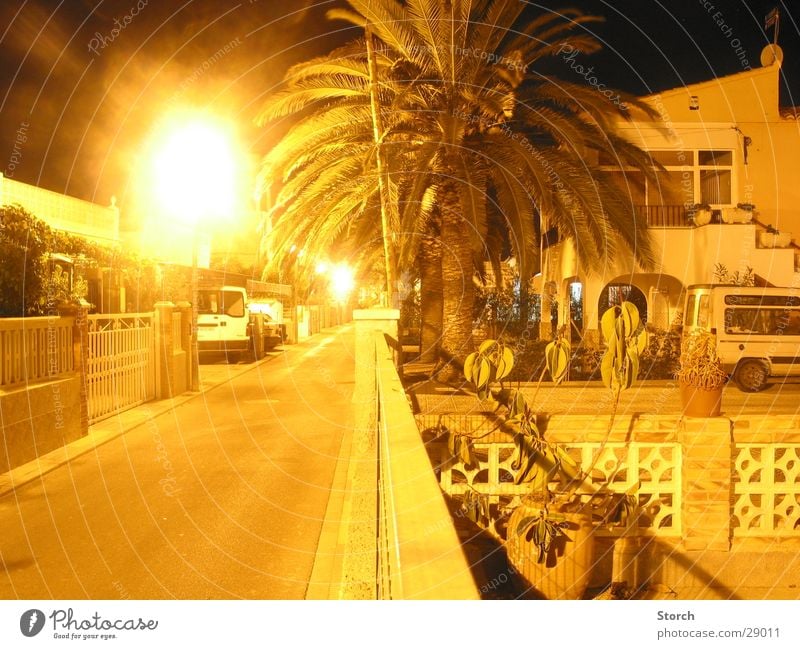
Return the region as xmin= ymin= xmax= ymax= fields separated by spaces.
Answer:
xmin=724 ymin=294 xmax=800 ymax=307
xmin=221 ymin=291 xmax=245 ymax=317
xmin=685 ymin=295 xmax=697 ymax=327
xmin=725 ymin=307 xmax=800 ymax=335
xmin=197 ymin=290 xmax=220 ymax=314
xmin=697 ymin=295 xmax=710 ymax=328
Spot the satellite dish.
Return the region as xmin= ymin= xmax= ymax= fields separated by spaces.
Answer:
xmin=760 ymin=44 xmax=784 ymax=67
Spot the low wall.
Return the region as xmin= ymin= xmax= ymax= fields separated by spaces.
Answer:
xmin=420 ymin=408 xmax=800 ymax=598
xmin=0 ymin=375 xmax=84 ymax=474
xmin=336 ymin=310 xmax=479 ymax=599
xmin=375 ymin=333 xmax=479 ymax=599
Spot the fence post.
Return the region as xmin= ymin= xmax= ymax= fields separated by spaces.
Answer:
xmin=176 ymin=301 xmax=192 ymax=389
xmin=154 ymin=302 xmax=175 ymax=399
xmin=58 ymin=303 xmax=89 ymax=435
xmin=74 ymin=306 xmax=89 ymax=436
xmin=678 ymin=417 xmax=734 ymax=551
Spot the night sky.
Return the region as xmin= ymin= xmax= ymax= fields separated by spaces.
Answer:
xmin=0 ymin=0 xmax=797 ymax=225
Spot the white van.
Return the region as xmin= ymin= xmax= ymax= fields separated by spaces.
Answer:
xmin=196 ymin=285 xmax=285 ymax=361
xmin=196 ymin=286 xmax=250 ymax=360
xmin=683 ymin=284 xmax=800 ymax=391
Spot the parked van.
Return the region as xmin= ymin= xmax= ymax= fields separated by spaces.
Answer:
xmin=196 ymin=285 xmax=284 ymax=361
xmin=683 ymin=284 xmax=800 ymax=391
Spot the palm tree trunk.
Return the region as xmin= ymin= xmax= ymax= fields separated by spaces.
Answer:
xmin=436 ymin=181 xmax=474 ymax=382
xmin=418 ymin=234 xmax=443 ymax=363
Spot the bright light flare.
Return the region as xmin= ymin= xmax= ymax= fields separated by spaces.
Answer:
xmin=150 ymin=116 xmax=238 ymax=223
xmin=330 ymin=264 xmax=355 ymax=302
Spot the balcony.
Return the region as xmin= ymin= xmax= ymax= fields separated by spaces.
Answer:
xmin=636 ymin=204 xmax=689 ymax=228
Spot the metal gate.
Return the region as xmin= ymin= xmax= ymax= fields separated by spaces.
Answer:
xmin=87 ymin=313 xmax=156 ymax=424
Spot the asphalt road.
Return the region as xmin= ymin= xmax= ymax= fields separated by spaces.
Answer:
xmin=0 ymin=326 xmax=355 ymax=599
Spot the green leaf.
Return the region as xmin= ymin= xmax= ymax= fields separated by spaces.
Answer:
xmin=495 ymin=345 xmax=514 ymax=380
xmin=514 ymin=390 xmax=526 ymax=417
xmin=614 ymin=318 xmax=626 ymax=370
xmin=621 ymin=301 xmax=641 ymax=334
xmin=545 ymin=338 xmax=570 ymax=384
xmin=626 ymin=345 xmax=640 ymax=389
xmin=476 ymin=357 xmax=491 ymax=389
xmin=515 ymin=450 xmax=538 ymax=484
xmin=501 ymin=345 xmax=514 ymax=373
xmin=515 ymin=515 xmax=538 ymax=539
xmin=636 ymin=329 xmax=648 ymax=354
xmin=600 ymin=351 xmax=615 ymax=391
xmin=509 ymin=434 xmax=524 ymax=470
xmin=600 ymin=306 xmax=618 ymax=341
xmin=459 ymin=438 xmax=475 ymax=467
xmin=494 ymin=357 xmax=508 ymax=381
xmin=464 ymin=352 xmax=477 ymax=383
xmin=478 ymin=339 xmax=496 ymax=354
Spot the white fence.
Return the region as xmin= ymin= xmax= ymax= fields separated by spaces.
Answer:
xmin=0 ymin=316 xmax=74 ymax=388
xmin=87 ymin=313 xmax=156 ymax=424
xmin=430 ymin=437 xmax=682 ymax=538
xmin=733 ymin=444 xmax=800 ymax=537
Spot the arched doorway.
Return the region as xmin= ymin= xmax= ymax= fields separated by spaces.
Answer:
xmin=598 ymin=283 xmax=648 ymax=324
xmin=566 ymin=279 xmax=584 ymax=341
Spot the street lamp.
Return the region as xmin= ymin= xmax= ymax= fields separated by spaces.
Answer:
xmin=330 ymin=263 xmax=355 ymax=304
xmin=149 ymin=114 xmax=239 ymax=390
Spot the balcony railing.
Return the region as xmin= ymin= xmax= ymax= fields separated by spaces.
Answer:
xmin=636 ymin=204 xmax=689 ymax=228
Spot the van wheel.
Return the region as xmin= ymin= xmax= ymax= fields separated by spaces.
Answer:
xmin=733 ymin=360 xmax=769 ymax=392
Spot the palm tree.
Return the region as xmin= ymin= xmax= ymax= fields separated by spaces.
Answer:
xmin=257 ymin=0 xmax=660 ymax=381
xmin=326 ymin=0 xmax=659 ymax=379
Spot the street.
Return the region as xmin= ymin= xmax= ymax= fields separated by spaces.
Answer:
xmin=2 ymin=323 xmax=799 ymax=600
xmin=0 ymin=326 xmax=355 ymax=599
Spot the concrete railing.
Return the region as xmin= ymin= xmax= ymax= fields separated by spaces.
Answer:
xmin=338 ymin=309 xmax=478 ymax=599
xmin=374 ymin=332 xmax=479 ymax=599
xmin=0 ymin=316 xmax=74 ymax=388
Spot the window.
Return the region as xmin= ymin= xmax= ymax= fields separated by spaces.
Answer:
xmin=698 ymin=150 xmax=733 ymax=205
xmin=685 ymin=295 xmax=696 ymax=327
xmin=724 ymin=308 xmax=800 ymax=335
xmin=197 ymin=290 xmax=245 ymax=317
xmin=197 ymin=290 xmax=219 ymax=314
xmin=725 ymin=295 xmax=800 ymax=307
xmin=599 ymin=149 xmax=735 ymax=208
xmin=697 ymin=295 xmax=710 ymax=328
xmin=221 ymin=291 xmax=245 ymax=317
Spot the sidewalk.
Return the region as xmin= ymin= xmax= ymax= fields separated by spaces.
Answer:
xmin=0 ymin=349 xmax=285 ymax=498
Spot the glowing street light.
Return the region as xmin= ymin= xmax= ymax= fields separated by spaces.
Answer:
xmin=330 ymin=263 xmax=355 ymax=303
xmin=148 ymin=112 xmax=240 ymax=390
xmin=151 ymin=117 xmax=238 ymax=225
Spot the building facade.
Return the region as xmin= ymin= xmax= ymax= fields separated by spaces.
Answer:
xmin=547 ymin=46 xmax=800 ymax=343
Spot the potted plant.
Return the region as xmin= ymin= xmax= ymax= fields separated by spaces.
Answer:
xmin=455 ymin=302 xmax=647 ymax=599
xmin=712 ymin=263 xmax=755 ymax=287
xmin=689 ymin=203 xmax=712 ymax=226
xmin=721 ymin=202 xmax=755 ymax=224
xmin=675 ymin=330 xmax=728 ymax=417
xmin=759 ymin=224 xmax=792 ymax=248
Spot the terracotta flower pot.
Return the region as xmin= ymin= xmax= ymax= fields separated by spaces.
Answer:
xmin=506 ymin=497 xmax=595 ymax=599
xmin=679 ymin=382 xmax=722 ymax=417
